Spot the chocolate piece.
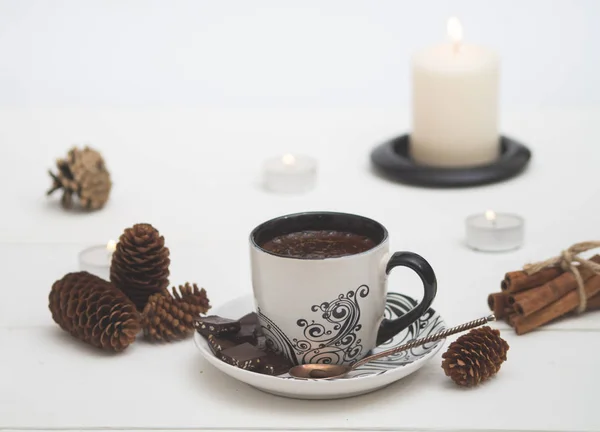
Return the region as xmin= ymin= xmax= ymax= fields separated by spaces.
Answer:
xmin=258 ymin=352 xmax=292 ymax=376
xmin=220 ymin=343 xmax=267 ymax=370
xmin=195 ymin=316 xmax=241 ymax=337
xmin=239 ymin=312 xmax=259 ymax=326
xmin=202 ymin=311 xmax=291 ymax=376
xmin=207 ymin=335 xmax=236 ymax=355
xmin=232 ymin=324 xmax=257 ymax=345
xmin=231 ymin=312 xmax=263 ymax=343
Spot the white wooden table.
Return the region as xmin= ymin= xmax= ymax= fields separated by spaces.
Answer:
xmin=1 ymin=107 xmax=599 ymax=432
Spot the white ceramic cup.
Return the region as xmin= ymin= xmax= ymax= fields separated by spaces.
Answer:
xmin=250 ymin=211 xmax=437 ymax=366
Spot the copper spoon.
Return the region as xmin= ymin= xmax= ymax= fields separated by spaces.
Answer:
xmin=288 ymin=314 xmax=496 ymax=379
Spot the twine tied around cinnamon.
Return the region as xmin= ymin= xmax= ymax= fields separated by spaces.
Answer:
xmin=523 ymin=241 xmax=600 ymax=313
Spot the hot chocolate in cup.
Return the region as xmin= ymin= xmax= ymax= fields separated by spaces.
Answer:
xmin=250 ymin=211 xmax=438 ymax=366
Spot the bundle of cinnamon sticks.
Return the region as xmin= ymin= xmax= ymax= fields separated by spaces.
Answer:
xmin=488 ymin=255 xmax=600 ymax=335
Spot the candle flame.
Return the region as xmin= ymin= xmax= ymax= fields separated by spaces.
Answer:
xmin=447 ymin=17 xmax=463 ymax=45
xmin=106 ymin=240 xmax=117 ymax=252
xmin=485 ymin=210 xmax=496 ymax=222
xmin=282 ymin=154 xmax=296 ymax=165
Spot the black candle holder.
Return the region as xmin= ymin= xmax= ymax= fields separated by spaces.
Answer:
xmin=370 ymin=134 xmax=531 ymax=188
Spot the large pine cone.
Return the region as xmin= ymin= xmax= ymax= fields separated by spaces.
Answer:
xmin=49 ymin=272 xmax=141 ymax=352
xmin=442 ymin=326 xmax=509 ymax=387
xmin=110 ymin=223 xmax=170 ymax=311
xmin=142 ymin=284 xmax=210 ymax=342
xmin=47 ymin=146 xmax=111 ymax=210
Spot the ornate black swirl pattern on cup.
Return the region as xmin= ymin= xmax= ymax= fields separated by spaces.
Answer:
xmin=258 ymin=285 xmax=370 ymax=365
xmin=296 ymin=285 xmax=369 ymax=364
xmin=275 ymin=292 xmax=446 ymax=380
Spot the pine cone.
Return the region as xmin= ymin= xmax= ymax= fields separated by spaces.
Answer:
xmin=47 ymin=146 xmax=111 ymax=210
xmin=142 ymin=284 xmax=210 ymax=342
xmin=48 ymin=272 xmax=141 ymax=352
xmin=172 ymin=283 xmax=211 ymax=316
xmin=442 ymin=326 xmax=509 ymax=387
xmin=110 ymin=223 xmax=170 ymax=311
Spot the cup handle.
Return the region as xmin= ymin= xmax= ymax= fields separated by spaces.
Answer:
xmin=376 ymin=252 xmax=438 ymax=346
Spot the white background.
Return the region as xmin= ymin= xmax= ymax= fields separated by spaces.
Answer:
xmin=2 ymin=2 xmax=600 ymax=432
xmin=0 ymin=0 xmax=598 ymax=109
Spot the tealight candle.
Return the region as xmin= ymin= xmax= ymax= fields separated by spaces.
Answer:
xmin=263 ymin=153 xmax=317 ymax=193
xmin=78 ymin=240 xmax=117 ymax=280
xmin=466 ymin=211 xmax=524 ymax=252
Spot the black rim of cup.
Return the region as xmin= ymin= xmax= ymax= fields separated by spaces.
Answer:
xmin=250 ymin=211 xmax=389 ymax=260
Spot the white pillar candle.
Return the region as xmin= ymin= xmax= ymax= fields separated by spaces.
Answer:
xmin=411 ymin=17 xmax=500 ymax=168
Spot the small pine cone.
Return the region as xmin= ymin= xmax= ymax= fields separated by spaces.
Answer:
xmin=48 ymin=272 xmax=141 ymax=352
xmin=442 ymin=326 xmax=509 ymax=387
xmin=172 ymin=283 xmax=211 ymax=316
xmin=142 ymin=290 xmax=201 ymax=342
xmin=110 ymin=223 xmax=170 ymax=311
xmin=47 ymin=146 xmax=111 ymax=210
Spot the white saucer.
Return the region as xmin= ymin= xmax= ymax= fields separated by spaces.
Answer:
xmin=193 ymin=292 xmax=446 ymax=399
